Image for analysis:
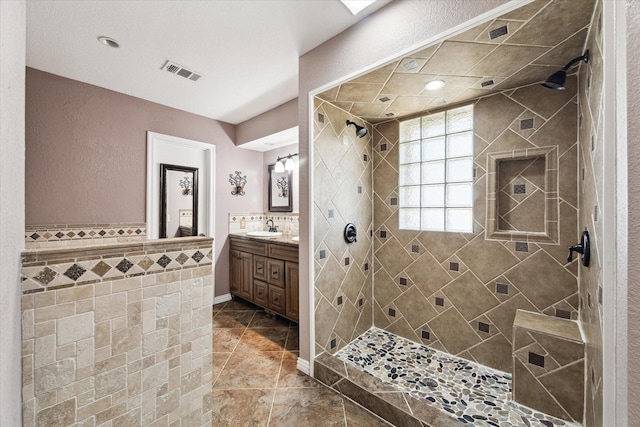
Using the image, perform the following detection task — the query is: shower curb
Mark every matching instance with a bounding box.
[314,352,460,427]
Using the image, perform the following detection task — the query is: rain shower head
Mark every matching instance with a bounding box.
[541,50,589,90]
[346,120,368,138]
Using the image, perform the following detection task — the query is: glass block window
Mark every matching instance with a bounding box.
[398,105,473,232]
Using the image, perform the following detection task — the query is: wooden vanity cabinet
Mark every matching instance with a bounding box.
[230,249,253,300]
[230,236,299,322]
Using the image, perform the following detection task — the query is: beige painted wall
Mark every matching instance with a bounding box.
[0,2,26,425]
[236,98,298,146]
[25,68,265,296]
[299,0,510,365]
[626,1,639,423]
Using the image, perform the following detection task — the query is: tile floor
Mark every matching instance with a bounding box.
[213,298,392,427]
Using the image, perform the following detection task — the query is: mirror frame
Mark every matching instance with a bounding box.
[159,163,199,238]
[268,164,293,212]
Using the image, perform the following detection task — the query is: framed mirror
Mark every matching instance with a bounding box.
[159,163,198,238]
[268,164,293,212]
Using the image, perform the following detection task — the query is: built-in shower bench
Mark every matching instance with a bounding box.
[512,310,585,424]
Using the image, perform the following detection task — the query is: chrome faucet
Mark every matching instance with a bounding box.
[266,219,278,232]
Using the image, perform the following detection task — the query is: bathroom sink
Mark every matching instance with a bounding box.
[291,236,299,242]
[246,231,282,238]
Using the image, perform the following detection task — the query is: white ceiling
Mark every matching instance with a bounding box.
[26,0,390,125]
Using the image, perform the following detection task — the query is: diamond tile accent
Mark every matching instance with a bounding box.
[78,231,86,237]
[115,258,134,274]
[98,230,106,236]
[192,251,204,263]
[515,242,529,252]
[55,232,64,239]
[520,118,534,129]
[496,283,509,294]
[92,261,112,277]
[157,255,172,268]
[34,267,57,285]
[30,233,40,240]
[138,257,154,271]
[63,264,86,281]
[528,352,545,368]
[176,253,189,265]
[513,184,526,194]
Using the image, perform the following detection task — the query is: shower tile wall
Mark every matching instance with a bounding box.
[577,1,604,425]
[372,84,579,373]
[313,100,374,355]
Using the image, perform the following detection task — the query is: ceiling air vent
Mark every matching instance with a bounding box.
[162,60,203,82]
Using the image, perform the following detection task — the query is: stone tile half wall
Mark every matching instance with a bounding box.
[21,237,214,426]
[372,82,579,373]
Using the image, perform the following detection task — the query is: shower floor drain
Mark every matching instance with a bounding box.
[335,328,579,427]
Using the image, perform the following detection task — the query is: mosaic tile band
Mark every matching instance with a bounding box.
[21,237,213,294]
[335,328,579,427]
[25,222,147,248]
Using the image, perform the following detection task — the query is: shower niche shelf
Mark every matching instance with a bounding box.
[485,147,558,244]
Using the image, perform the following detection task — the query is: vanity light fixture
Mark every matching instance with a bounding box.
[275,153,299,172]
[229,171,247,196]
[425,79,445,91]
[97,36,120,48]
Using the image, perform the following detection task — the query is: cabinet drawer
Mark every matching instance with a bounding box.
[268,244,298,263]
[230,238,268,256]
[253,280,268,307]
[253,256,268,281]
[267,259,285,288]
[268,285,286,315]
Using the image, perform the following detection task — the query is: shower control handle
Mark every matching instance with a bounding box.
[344,223,357,244]
[567,245,583,263]
[567,230,590,267]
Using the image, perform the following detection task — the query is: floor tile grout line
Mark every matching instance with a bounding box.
[265,350,286,426]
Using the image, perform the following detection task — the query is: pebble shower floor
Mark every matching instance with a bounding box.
[335,328,579,427]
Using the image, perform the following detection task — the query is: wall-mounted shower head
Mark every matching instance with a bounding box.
[346,120,368,138]
[541,50,589,90]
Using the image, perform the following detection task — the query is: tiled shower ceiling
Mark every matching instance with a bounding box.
[317,0,594,122]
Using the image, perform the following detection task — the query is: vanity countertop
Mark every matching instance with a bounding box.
[229,232,299,248]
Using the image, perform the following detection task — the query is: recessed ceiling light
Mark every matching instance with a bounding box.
[97,36,120,48]
[340,0,376,15]
[425,80,445,91]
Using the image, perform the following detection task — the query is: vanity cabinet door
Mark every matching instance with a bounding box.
[268,285,286,315]
[285,262,299,322]
[230,249,242,294]
[230,249,253,300]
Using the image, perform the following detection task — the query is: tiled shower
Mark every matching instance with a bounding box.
[312,0,604,425]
